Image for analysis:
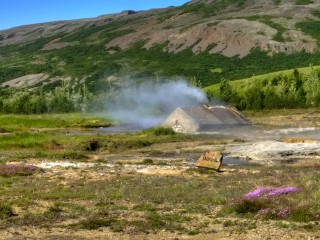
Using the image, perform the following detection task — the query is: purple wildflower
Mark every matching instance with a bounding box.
[0,164,38,176]
[244,186,299,199]
[244,187,275,199]
[277,208,290,218]
[255,208,270,218]
[267,187,299,197]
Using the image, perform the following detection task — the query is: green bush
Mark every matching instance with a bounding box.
[0,80,93,114]
[143,127,176,136]
[233,199,267,214]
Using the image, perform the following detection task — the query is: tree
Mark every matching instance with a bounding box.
[189,76,202,88]
[219,79,234,103]
[305,65,320,107]
[243,80,264,110]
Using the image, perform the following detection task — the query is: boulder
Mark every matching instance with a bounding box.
[196,151,223,171]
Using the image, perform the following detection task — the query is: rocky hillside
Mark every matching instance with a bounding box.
[0,0,320,90]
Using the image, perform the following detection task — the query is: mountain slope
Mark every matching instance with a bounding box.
[0,0,320,90]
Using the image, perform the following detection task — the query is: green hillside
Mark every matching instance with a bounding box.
[204,65,320,95]
[205,65,320,110]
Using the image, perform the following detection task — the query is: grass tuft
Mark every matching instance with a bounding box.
[0,203,16,219]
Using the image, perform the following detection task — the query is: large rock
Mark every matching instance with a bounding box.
[196,151,223,171]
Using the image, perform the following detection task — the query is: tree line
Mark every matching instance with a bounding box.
[0,80,109,114]
[0,66,319,114]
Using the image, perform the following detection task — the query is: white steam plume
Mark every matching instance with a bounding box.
[107,80,208,128]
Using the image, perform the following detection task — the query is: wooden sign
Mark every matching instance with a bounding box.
[196,151,223,171]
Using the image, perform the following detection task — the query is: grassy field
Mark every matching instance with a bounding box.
[0,113,320,239]
[1,164,320,236]
[0,113,113,130]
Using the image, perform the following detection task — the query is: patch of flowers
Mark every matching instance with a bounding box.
[225,186,300,220]
[0,164,39,176]
[243,187,274,199]
[244,186,299,199]
[255,207,290,219]
[267,187,299,197]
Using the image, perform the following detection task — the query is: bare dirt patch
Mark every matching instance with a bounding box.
[42,38,79,50]
[1,73,49,88]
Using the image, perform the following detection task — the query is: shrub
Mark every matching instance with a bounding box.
[0,81,93,114]
[142,159,154,165]
[0,203,15,219]
[85,139,100,151]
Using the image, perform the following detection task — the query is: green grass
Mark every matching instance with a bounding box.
[133,203,158,212]
[260,19,286,42]
[176,0,248,17]
[204,65,320,95]
[143,127,176,136]
[0,114,112,131]
[295,0,314,4]
[0,203,15,219]
[0,114,111,151]
[273,0,282,5]
[0,133,53,150]
[312,10,320,18]
[0,113,199,154]
[296,21,320,46]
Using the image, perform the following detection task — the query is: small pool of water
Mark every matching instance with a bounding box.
[185,153,250,166]
[98,124,145,133]
[223,156,251,165]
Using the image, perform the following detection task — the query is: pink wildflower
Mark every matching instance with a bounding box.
[267,187,299,197]
[277,208,290,218]
[255,208,270,218]
[244,186,299,199]
[0,164,38,176]
[243,187,275,199]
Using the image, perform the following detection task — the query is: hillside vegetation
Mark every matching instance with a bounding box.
[1,0,320,113]
[206,65,320,110]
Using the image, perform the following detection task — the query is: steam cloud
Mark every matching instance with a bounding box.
[107,80,208,128]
